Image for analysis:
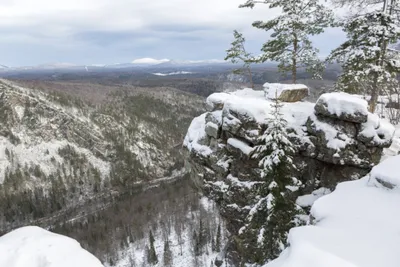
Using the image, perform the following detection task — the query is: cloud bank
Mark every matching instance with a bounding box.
[0,0,345,66]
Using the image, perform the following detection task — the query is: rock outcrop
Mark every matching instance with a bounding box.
[264,83,309,102]
[183,87,395,264]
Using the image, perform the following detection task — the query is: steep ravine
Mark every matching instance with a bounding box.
[0,79,205,231]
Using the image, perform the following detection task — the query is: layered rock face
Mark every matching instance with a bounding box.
[183,87,394,263]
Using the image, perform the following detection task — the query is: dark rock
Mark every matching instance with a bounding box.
[205,122,220,139]
[278,88,309,102]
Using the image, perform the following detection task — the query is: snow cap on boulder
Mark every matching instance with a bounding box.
[315,92,368,123]
[263,83,309,102]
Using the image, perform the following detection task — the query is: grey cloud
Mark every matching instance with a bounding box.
[0,0,346,66]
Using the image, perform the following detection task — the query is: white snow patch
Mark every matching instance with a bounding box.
[227,138,253,155]
[317,92,368,118]
[183,114,213,157]
[0,226,103,267]
[14,106,25,120]
[232,87,265,99]
[296,187,331,207]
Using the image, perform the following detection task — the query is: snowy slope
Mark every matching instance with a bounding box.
[0,226,103,267]
[0,79,205,232]
[267,155,400,267]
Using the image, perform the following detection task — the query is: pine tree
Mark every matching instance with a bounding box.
[243,95,301,263]
[163,240,173,267]
[239,0,334,83]
[147,230,158,265]
[327,11,400,112]
[225,30,255,88]
[215,224,221,253]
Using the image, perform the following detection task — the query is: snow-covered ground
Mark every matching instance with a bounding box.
[0,137,110,184]
[0,226,103,267]
[113,197,228,267]
[267,158,400,267]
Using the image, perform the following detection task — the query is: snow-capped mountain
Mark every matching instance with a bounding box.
[0,58,230,73]
[131,58,171,65]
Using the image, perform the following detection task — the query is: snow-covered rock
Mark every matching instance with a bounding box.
[267,158,400,267]
[264,83,309,102]
[205,121,220,139]
[227,138,253,155]
[183,85,395,265]
[358,113,395,148]
[183,113,213,157]
[315,92,369,123]
[296,187,331,208]
[0,226,103,267]
[369,155,400,189]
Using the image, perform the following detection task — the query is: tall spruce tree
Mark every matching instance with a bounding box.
[215,223,221,253]
[242,94,301,264]
[225,30,255,88]
[163,240,173,267]
[327,10,400,112]
[147,230,158,265]
[239,0,334,83]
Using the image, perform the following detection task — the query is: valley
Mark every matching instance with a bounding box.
[0,62,393,267]
[0,68,236,266]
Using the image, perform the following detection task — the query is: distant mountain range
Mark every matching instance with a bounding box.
[0,58,232,73]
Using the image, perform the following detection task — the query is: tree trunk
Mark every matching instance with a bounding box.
[292,36,298,84]
[369,74,379,113]
[370,8,389,113]
[247,67,254,89]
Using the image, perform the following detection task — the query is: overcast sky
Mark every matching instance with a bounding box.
[0,0,346,66]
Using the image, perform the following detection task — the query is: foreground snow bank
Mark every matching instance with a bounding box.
[0,226,104,267]
[268,156,400,267]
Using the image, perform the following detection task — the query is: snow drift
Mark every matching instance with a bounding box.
[268,155,400,267]
[0,226,104,267]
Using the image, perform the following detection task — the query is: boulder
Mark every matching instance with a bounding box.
[205,122,220,139]
[369,155,400,189]
[357,113,395,148]
[315,92,368,123]
[206,93,231,111]
[264,83,309,102]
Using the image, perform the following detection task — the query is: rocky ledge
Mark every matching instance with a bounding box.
[183,85,394,263]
